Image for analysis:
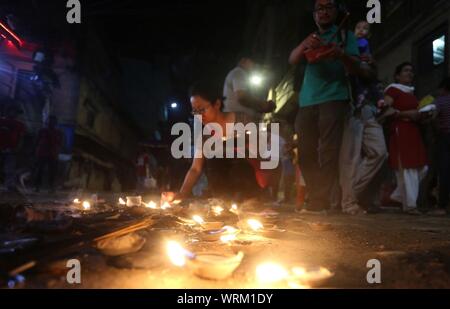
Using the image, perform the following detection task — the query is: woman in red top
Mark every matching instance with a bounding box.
[384,62,428,214]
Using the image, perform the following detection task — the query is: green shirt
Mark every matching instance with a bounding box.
[299,25,360,107]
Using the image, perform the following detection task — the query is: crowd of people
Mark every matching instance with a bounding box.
[163,0,450,217]
[0,100,63,194]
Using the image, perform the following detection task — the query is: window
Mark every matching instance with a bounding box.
[433,35,446,66]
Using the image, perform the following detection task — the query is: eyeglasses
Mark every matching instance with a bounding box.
[191,106,211,116]
[314,5,336,13]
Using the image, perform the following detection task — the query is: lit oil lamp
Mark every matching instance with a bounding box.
[145,201,158,209]
[255,262,333,288]
[230,204,239,214]
[161,202,172,210]
[73,198,81,204]
[166,241,244,281]
[82,201,91,211]
[256,263,289,284]
[211,206,224,216]
[118,198,126,206]
[192,215,224,231]
[247,219,264,232]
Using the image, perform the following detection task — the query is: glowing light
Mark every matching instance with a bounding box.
[161,202,171,210]
[167,241,188,267]
[256,263,289,284]
[119,198,126,205]
[193,215,205,225]
[73,199,81,204]
[212,206,224,216]
[145,201,158,209]
[223,226,238,234]
[171,102,178,109]
[0,21,23,46]
[230,204,239,214]
[82,201,91,211]
[220,234,237,243]
[250,74,263,87]
[247,219,264,231]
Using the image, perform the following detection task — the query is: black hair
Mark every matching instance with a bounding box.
[189,81,225,111]
[394,62,413,80]
[235,51,262,64]
[439,77,450,92]
[395,62,413,75]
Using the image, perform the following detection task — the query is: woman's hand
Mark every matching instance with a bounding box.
[161,192,185,204]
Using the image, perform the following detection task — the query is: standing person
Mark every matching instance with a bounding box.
[383,63,428,215]
[289,0,365,214]
[339,21,388,215]
[223,54,276,119]
[433,77,450,214]
[35,116,64,193]
[136,147,150,192]
[0,104,26,192]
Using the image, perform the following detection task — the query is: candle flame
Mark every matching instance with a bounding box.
[145,201,158,209]
[247,219,264,231]
[167,241,188,267]
[220,234,237,243]
[230,204,239,215]
[161,202,171,210]
[82,201,91,211]
[256,263,289,284]
[73,198,81,204]
[119,198,126,205]
[212,206,224,216]
[192,215,205,225]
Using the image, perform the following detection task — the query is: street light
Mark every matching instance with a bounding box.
[171,102,178,109]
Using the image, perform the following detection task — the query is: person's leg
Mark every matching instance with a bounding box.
[317,101,348,211]
[48,158,58,192]
[391,169,405,204]
[438,134,450,209]
[402,168,425,210]
[339,115,364,213]
[354,119,388,198]
[296,106,322,210]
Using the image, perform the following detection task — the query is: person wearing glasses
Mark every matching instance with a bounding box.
[289,0,367,215]
[162,81,281,204]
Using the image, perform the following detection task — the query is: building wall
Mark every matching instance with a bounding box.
[72,30,140,192]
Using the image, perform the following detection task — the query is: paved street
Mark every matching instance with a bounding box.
[1,191,449,289]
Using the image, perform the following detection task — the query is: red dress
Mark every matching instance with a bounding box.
[385,87,428,169]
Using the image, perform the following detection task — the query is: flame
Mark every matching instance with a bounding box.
[119,198,126,205]
[230,204,239,215]
[291,267,332,282]
[220,234,237,243]
[256,263,289,284]
[73,199,81,204]
[223,226,238,234]
[145,201,158,209]
[192,215,205,225]
[247,219,264,231]
[212,206,224,216]
[161,202,171,210]
[82,201,91,211]
[167,241,188,267]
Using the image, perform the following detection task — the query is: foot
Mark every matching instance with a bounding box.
[404,208,422,216]
[298,209,328,216]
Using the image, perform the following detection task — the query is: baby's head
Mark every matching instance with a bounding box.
[355,21,370,39]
